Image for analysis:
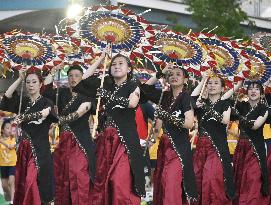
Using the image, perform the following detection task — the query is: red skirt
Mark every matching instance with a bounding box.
[192,137,232,205]
[92,127,140,205]
[268,145,271,198]
[153,134,188,205]
[233,138,270,205]
[54,131,93,205]
[13,139,41,205]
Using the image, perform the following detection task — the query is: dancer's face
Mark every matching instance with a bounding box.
[25,74,41,96]
[110,57,130,79]
[2,123,12,137]
[247,84,261,101]
[207,77,223,96]
[168,68,186,88]
[68,69,83,88]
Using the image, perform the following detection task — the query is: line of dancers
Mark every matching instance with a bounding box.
[0,49,270,205]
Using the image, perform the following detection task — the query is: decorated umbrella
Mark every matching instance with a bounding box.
[0,31,65,114]
[0,31,64,71]
[191,32,242,77]
[65,5,155,58]
[240,46,271,86]
[145,30,204,76]
[51,35,94,66]
[252,32,271,55]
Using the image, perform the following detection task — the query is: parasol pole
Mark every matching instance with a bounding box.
[18,76,25,115]
[18,60,29,115]
[91,43,111,138]
[143,71,168,156]
[55,69,61,115]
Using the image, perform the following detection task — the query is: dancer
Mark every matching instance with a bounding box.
[74,53,145,205]
[223,81,270,204]
[43,64,96,205]
[191,73,234,205]
[140,64,198,204]
[0,69,58,204]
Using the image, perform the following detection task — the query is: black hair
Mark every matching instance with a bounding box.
[1,119,11,134]
[207,76,225,87]
[67,64,84,75]
[247,81,264,95]
[167,65,189,80]
[25,69,43,83]
[108,54,133,80]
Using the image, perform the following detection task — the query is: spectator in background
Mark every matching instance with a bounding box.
[227,121,239,157]
[0,119,17,205]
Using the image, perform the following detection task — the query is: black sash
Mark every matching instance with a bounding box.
[60,94,96,182]
[203,120,235,199]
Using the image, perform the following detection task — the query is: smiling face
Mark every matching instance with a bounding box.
[247,83,262,102]
[207,77,224,96]
[68,69,83,88]
[25,73,42,96]
[110,56,130,80]
[168,67,187,88]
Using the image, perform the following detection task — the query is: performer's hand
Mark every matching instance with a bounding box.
[196,99,205,108]
[19,69,27,80]
[41,107,51,119]
[201,71,210,80]
[101,44,111,58]
[13,114,22,124]
[162,63,173,75]
[77,102,91,115]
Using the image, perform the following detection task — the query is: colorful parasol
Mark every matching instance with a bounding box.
[0,31,64,71]
[51,35,94,65]
[145,30,204,75]
[66,5,155,58]
[240,47,271,85]
[193,32,241,77]
[252,32,271,54]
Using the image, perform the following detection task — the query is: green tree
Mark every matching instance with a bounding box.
[185,0,249,38]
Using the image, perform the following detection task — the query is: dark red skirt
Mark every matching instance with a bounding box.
[233,138,270,205]
[268,145,271,198]
[192,137,232,205]
[153,134,188,205]
[92,127,140,205]
[54,131,93,205]
[13,139,41,205]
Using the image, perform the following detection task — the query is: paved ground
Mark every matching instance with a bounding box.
[0,181,8,205]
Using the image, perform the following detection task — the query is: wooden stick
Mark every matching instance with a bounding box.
[18,76,25,115]
[55,69,61,115]
[91,54,108,138]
